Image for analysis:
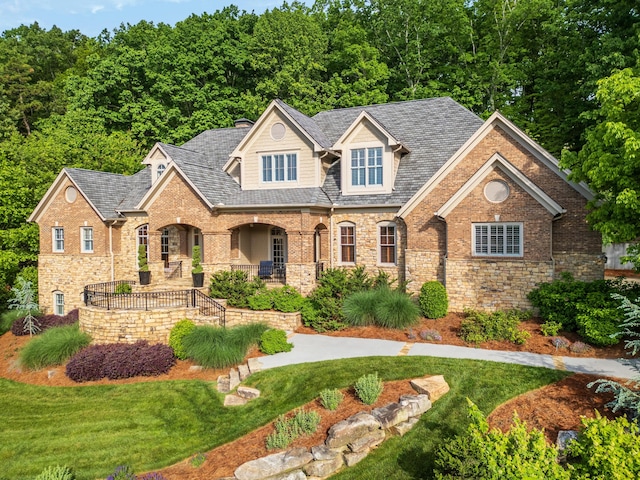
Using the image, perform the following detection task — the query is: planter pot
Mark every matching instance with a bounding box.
[192,272,205,288]
[139,270,151,285]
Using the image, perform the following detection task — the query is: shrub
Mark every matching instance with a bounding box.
[540,320,562,336]
[433,399,570,479]
[20,324,91,370]
[114,283,132,294]
[319,388,344,410]
[551,336,571,350]
[138,245,149,272]
[354,372,383,405]
[419,281,448,319]
[182,323,268,368]
[11,312,77,336]
[569,341,593,354]
[459,309,530,344]
[1,309,34,336]
[574,304,620,346]
[259,329,293,355]
[208,270,265,308]
[107,465,135,480]
[419,329,442,341]
[271,285,306,313]
[374,288,421,329]
[34,466,75,480]
[566,412,640,478]
[266,409,321,450]
[66,341,175,382]
[342,290,378,326]
[247,291,273,310]
[191,245,203,274]
[8,275,40,336]
[189,452,206,468]
[168,319,196,360]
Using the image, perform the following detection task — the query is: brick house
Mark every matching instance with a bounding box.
[29,97,603,315]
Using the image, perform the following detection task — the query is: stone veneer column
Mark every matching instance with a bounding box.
[285,263,318,296]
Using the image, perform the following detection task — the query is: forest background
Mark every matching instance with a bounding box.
[0,0,639,311]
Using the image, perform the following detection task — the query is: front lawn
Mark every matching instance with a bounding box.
[0,357,567,479]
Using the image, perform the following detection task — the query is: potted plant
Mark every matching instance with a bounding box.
[192,245,204,287]
[138,244,151,285]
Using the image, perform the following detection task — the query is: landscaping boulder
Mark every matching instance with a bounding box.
[237,386,261,400]
[372,402,410,429]
[399,394,431,417]
[303,454,344,477]
[326,412,381,449]
[343,450,368,467]
[217,375,231,393]
[410,375,449,401]
[238,363,251,380]
[348,429,386,453]
[229,368,241,390]
[390,417,420,436]
[311,445,341,461]
[247,357,262,373]
[224,394,248,407]
[234,448,313,480]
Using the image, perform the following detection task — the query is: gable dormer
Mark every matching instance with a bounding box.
[332,111,407,196]
[142,144,172,185]
[226,100,331,191]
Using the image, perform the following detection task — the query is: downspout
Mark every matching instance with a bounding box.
[329,206,335,269]
[436,215,447,286]
[108,221,115,282]
[550,212,566,279]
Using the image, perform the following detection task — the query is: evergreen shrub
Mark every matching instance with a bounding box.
[208,270,264,308]
[66,341,175,382]
[460,309,531,344]
[354,372,383,405]
[270,285,305,312]
[419,281,448,319]
[168,319,196,360]
[540,320,562,336]
[259,329,293,355]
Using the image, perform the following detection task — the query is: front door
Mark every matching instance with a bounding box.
[271,228,286,268]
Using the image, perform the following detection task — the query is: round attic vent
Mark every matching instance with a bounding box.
[271,122,286,140]
[484,180,510,203]
[65,186,77,203]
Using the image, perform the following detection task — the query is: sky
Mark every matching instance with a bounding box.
[0,0,310,38]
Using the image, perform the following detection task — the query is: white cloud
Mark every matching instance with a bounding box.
[91,5,105,14]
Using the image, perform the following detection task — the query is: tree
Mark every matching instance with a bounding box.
[561,57,640,243]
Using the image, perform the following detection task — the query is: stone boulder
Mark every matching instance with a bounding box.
[234,448,313,480]
[237,386,261,400]
[371,402,410,429]
[399,394,432,417]
[390,417,420,436]
[223,394,248,407]
[410,375,450,401]
[303,454,344,477]
[326,412,381,449]
[348,429,386,453]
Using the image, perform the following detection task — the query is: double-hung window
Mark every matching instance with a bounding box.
[351,147,383,187]
[262,153,297,183]
[473,223,522,257]
[52,227,64,252]
[81,227,94,253]
[54,292,64,316]
[340,224,355,264]
[379,223,396,265]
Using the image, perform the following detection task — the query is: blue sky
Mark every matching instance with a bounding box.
[0,0,310,38]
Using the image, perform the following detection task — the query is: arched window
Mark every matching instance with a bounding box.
[157,164,166,179]
[338,222,356,264]
[137,224,149,262]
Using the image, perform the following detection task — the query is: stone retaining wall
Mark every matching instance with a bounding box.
[225,307,301,331]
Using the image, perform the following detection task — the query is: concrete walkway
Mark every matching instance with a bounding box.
[254,333,638,380]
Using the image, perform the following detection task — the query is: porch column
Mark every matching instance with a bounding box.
[288,230,316,263]
[147,231,163,280]
[204,230,232,270]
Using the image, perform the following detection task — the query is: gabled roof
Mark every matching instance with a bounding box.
[398,110,593,218]
[331,110,405,151]
[435,153,566,218]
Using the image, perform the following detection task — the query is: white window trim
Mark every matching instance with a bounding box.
[472,222,523,257]
[341,141,390,196]
[378,221,397,266]
[52,227,64,253]
[350,146,383,188]
[81,227,94,253]
[261,152,298,184]
[53,291,64,316]
[338,222,356,265]
[157,163,166,178]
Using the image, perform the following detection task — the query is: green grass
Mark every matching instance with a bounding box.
[19,324,91,370]
[0,357,569,480]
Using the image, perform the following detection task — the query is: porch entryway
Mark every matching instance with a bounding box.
[230,224,288,284]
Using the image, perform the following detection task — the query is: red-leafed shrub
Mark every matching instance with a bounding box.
[66,341,175,382]
[11,310,79,336]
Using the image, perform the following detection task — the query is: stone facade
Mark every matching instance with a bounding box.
[225,307,301,331]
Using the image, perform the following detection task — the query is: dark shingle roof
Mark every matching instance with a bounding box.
[71,97,483,216]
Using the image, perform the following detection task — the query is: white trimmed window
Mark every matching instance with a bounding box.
[351,147,383,187]
[54,292,64,316]
[378,222,396,265]
[137,224,149,261]
[81,227,94,253]
[52,227,64,252]
[473,223,522,257]
[339,223,356,264]
[262,153,297,183]
[157,163,166,178]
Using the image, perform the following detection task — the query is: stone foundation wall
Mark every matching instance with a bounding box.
[553,252,605,282]
[404,249,444,295]
[225,307,301,331]
[445,258,554,311]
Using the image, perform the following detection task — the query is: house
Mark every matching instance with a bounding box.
[28,97,603,316]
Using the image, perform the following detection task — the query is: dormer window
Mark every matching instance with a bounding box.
[351,147,383,187]
[262,153,297,183]
[157,164,166,179]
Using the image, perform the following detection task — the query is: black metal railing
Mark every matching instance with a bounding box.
[316,261,325,280]
[231,264,286,284]
[83,282,225,325]
[165,260,182,279]
[83,280,136,301]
